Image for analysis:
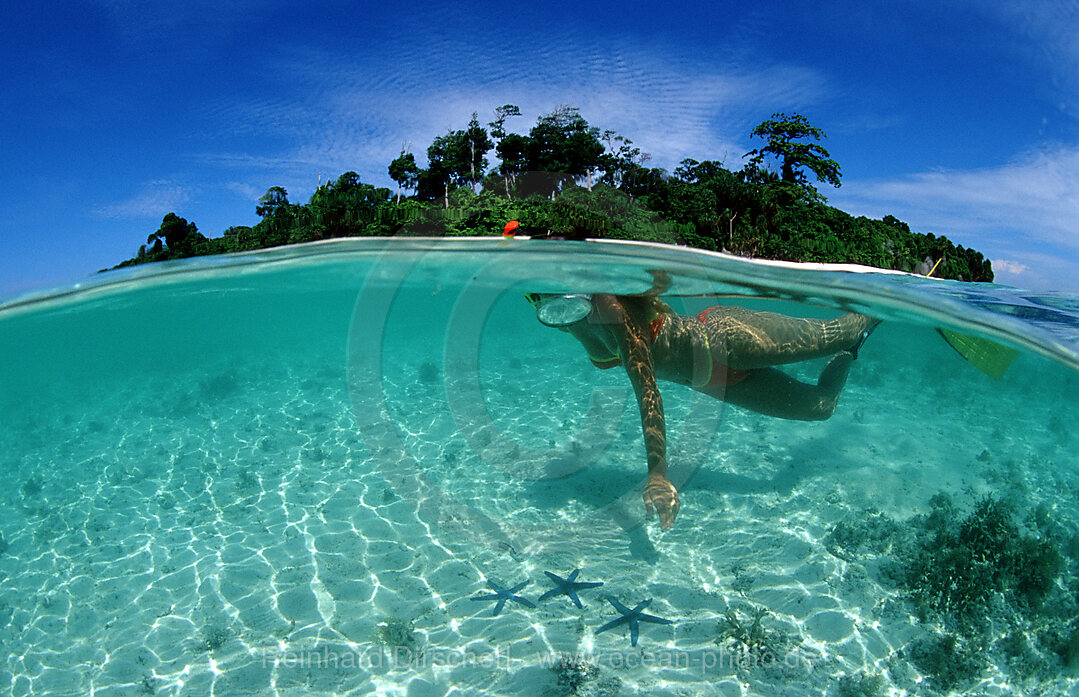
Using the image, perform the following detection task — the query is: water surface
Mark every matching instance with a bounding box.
[1,239,1077,696]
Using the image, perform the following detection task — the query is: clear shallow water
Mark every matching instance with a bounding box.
[0,239,1077,696]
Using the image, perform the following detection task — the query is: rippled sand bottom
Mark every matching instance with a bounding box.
[1,325,1077,696]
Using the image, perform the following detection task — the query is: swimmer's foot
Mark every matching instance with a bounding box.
[643,474,679,529]
[847,319,881,360]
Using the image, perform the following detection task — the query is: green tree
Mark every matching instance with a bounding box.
[495,132,530,197]
[334,171,361,190]
[423,115,494,206]
[387,151,420,204]
[599,129,642,190]
[488,104,522,141]
[111,109,994,283]
[305,172,391,238]
[745,113,842,194]
[256,186,290,218]
[424,135,458,208]
[489,104,522,195]
[525,106,605,194]
[146,212,204,256]
[660,160,758,250]
[461,113,493,193]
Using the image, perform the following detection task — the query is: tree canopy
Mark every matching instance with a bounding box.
[144,213,205,257]
[113,108,993,283]
[387,151,420,204]
[745,112,842,198]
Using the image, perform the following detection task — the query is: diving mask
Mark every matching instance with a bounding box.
[535,294,593,327]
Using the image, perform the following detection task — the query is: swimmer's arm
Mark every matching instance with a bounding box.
[600,296,680,528]
[619,320,666,477]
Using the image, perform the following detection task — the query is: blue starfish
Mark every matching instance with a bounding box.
[595,596,673,647]
[538,569,603,609]
[470,580,536,616]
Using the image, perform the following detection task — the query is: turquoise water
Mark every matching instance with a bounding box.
[1,239,1078,696]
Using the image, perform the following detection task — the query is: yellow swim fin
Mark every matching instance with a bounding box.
[937,329,1019,380]
[924,257,1017,380]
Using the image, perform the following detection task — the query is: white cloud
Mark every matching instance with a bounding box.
[832,146,1079,290]
[987,249,1079,291]
[992,259,1030,276]
[975,2,1079,116]
[225,181,263,202]
[195,41,831,197]
[837,146,1079,245]
[95,180,191,219]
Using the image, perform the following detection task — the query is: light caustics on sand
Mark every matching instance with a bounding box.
[0,239,1077,697]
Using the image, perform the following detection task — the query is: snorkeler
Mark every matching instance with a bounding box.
[528,291,877,530]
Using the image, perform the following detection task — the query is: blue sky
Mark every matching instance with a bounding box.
[2,0,1078,295]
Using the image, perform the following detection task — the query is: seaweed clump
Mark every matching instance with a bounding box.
[196,624,230,653]
[553,654,599,694]
[836,670,885,697]
[899,495,1069,688]
[825,492,1075,690]
[824,509,902,562]
[906,633,984,692]
[198,371,240,401]
[904,494,1062,623]
[418,361,440,385]
[20,477,42,498]
[374,617,417,651]
[715,604,793,658]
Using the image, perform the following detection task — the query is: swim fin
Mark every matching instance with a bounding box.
[922,261,1017,380]
[937,329,1018,380]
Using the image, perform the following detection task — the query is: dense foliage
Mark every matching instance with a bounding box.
[114,108,993,282]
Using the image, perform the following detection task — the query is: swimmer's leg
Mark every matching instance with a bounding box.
[704,306,875,370]
[698,353,855,421]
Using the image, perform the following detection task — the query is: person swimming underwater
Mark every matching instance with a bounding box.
[528,291,877,530]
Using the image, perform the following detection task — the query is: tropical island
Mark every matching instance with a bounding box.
[114,108,993,283]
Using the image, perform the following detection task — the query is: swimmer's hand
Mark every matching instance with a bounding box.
[643,473,679,529]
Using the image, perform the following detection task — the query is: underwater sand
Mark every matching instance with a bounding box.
[0,240,1077,696]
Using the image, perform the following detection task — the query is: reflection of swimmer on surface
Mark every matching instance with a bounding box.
[528,290,878,530]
